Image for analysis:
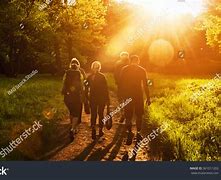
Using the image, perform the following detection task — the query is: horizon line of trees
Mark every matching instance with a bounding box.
[0,0,220,77]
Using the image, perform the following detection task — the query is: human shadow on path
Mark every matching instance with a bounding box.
[86,124,126,161]
[72,141,97,161]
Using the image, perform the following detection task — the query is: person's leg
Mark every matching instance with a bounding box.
[70,102,81,140]
[117,88,125,123]
[90,102,98,140]
[120,109,125,123]
[125,102,134,145]
[135,99,144,142]
[69,114,77,141]
[78,103,83,124]
[72,117,79,132]
[64,97,72,129]
[73,101,83,133]
[135,114,143,143]
[70,115,74,131]
[135,99,144,132]
[64,98,75,140]
[98,103,105,137]
[125,102,133,132]
[136,115,142,133]
[90,103,98,128]
[119,98,126,123]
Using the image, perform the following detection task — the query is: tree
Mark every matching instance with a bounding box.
[44,0,107,71]
[0,0,107,76]
[0,0,52,76]
[196,0,221,52]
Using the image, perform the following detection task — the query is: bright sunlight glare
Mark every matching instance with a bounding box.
[116,0,205,17]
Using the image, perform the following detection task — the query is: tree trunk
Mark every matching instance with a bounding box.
[6,36,17,77]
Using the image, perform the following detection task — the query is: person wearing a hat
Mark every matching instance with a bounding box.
[62,58,84,141]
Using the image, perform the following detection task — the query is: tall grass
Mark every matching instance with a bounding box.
[146,74,221,161]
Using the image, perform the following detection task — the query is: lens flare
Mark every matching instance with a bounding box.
[148,39,175,67]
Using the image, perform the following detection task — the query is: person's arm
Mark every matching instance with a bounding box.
[78,71,85,102]
[80,68,87,80]
[85,76,90,101]
[142,69,151,105]
[80,68,89,94]
[103,75,110,105]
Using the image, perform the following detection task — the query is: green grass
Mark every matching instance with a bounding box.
[0,74,67,160]
[146,74,221,161]
[105,73,220,161]
[0,73,220,161]
[0,75,67,125]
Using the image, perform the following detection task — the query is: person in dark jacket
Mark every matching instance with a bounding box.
[114,52,130,123]
[62,58,84,140]
[114,52,130,87]
[120,55,151,145]
[86,61,110,140]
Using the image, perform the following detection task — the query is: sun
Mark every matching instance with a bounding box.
[107,0,207,57]
[116,0,205,17]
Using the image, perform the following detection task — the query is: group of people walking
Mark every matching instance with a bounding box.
[62,52,150,145]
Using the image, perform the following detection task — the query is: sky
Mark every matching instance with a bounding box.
[115,0,206,17]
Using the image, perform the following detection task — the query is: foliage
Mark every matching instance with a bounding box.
[0,0,52,75]
[196,0,221,52]
[0,0,107,75]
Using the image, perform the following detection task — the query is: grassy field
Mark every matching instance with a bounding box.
[145,73,221,161]
[0,73,220,161]
[0,75,67,160]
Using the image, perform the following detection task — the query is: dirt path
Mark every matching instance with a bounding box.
[50,92,150,161]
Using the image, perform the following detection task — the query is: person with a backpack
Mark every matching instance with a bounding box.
[62,58,84,141]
